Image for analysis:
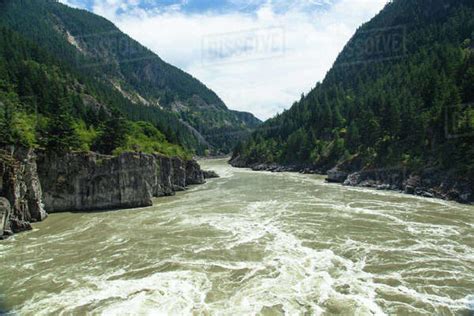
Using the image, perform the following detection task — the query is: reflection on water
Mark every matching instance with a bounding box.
[1,159,473,315]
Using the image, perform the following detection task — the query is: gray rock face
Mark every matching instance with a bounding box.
[0,197,11,238]
[325,155,365,184]
[343,172,361,186]
[186,160,206,184]
[37,151,205,213]
[153,154,174,197]
[404,175,421,194]
[0,147,47,234]
[171,157,187,191]
[0,148,206,237]
[38,152,153,212]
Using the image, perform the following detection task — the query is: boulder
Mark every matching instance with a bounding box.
[203,170,219,179]
[326,155,365,183]
[404,175,421,195]
[326,167,348,183]
[344,172,362,186]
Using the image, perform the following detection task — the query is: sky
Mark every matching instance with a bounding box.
[59,0,388,120]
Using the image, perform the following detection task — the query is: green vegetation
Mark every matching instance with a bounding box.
[0,0,260,154]
[113,121,190,159]
[233,0,474,178]
[0,27,187,158]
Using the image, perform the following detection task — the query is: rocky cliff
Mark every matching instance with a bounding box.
[1,148,208,238]
[0,198,12,239]
[0,147,47,237]
[37,152,206,213]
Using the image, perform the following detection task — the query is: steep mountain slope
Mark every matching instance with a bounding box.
[0,26,189,157]
[0,0,260,154]
[232,0,473,181]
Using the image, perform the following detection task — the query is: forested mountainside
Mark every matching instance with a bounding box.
[0,0,260,155]
[232,0,474,180]
[0,27,189,157]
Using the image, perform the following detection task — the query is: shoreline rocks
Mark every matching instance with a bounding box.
[229,157,473,205]
[339,167,472,204]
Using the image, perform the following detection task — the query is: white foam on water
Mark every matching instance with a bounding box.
[178,199,387,315]
[16,270,212,316]
[177,200,282,250]
[3,161,474,315]
[165,187,472,315]
[198,159,236,179]
[376,283,471,312]
[466,295,474,312]
[211,231,385,315]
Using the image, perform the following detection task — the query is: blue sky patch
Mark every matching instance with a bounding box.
[63,0,335,15]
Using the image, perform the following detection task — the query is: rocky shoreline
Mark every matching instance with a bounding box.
[1,147,217,239]
[229,156,473,205]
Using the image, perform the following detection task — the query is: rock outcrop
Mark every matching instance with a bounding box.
[325,155,365,183]
[171,157,187,191]
[326,167,349,183]
[0,147,47,236]
[0,198,11,239]
[1,147,208,238]
[37,152,206,213]
[203,170,219,179]
[339,166,473,204]
[186,160,206,184]
[230,156,473,204]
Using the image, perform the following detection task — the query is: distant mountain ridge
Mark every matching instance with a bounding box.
[0,0,260,154]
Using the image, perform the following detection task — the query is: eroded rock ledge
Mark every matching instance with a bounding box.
[1,148,209,238]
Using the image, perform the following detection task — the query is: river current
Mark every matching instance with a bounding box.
[1,159,473,315]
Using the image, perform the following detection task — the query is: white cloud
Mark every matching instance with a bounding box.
[64,0,389,120]
[59,0,83,9]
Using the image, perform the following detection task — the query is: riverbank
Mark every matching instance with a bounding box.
[229,156,473,205]
[0,147,214,239]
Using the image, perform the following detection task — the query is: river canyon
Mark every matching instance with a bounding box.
[0,159,473,315]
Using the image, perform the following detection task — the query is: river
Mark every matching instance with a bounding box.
[1,159,473,315]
